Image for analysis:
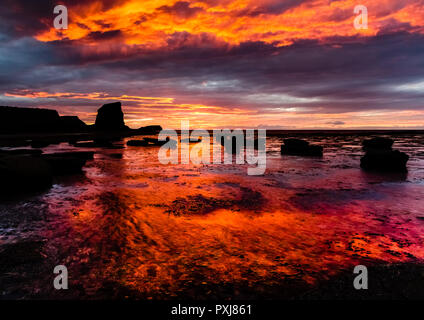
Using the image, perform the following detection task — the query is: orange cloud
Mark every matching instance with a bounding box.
[36,0,424,48]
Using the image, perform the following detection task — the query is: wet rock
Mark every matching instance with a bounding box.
[0,240,45,273]
[30,140,52,148]
[45,151,94,160]
[360,137,409,172]
[109,153,123,159]
[136,125,163,135]
[0,149,43,156]
[94,102,129,131]
[143,137,177,148]
[181,138,202,143]
[30,137,64,149]
[360,150,409,172]
[40,154,87,175]
[281,139,323,157]
[0,155,53,194]
[0,140,30,148]
[362,137,394,152]
[127,140,149,147]
[73,140,118,148]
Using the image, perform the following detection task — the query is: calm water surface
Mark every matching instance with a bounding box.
[1,133,424,298]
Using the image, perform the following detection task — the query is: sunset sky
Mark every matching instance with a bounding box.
[0,0,424,129]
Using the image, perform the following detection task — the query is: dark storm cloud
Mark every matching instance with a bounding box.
[86,30,122,41]
[237,0,311,17]
[64,31,422,114]
[0,0,423,117]
[0,0,125,37]
[157,1,204,19]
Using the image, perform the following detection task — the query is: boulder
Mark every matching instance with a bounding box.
[137,125,163,135]
[127,140,148,147]
[94,102,128,131]
[181,138,202,144]
[109,153,123,159]
[30,140,52,148]
[360,150,409,172]
[143,137,177,147]
[30,138,63,149]
[0,149,43,156]
[0,156,53,194]
[44,151,94,160]
[281,139,323,157]
[40,154,87,175]
[360,137,409,172]
[362,137,394,152]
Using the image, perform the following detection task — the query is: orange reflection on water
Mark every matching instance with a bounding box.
[38,138,424,298]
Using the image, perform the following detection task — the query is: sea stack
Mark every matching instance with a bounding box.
[94,102,129,131]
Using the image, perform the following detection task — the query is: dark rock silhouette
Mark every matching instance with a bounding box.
[0,150,95,194]
[127,140,149,147]
[60,116,88,132]
[0,155,53,194]
[362,137,394,152]
[0,106,87,133]
[0,106,60,133]
[361,138,409,172]
[136,125,163,134]
[181,138,202,144]
[94,102,129,131]
[143,137,177,148]
[40,154,87,175]
[0,149,43,156]
[44,151,94,160]
[72,140,124,149]
[281,138,323,157]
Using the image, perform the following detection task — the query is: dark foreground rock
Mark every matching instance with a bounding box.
[361,150,409,172]
[362,137,394,151]
[40,154,87,175]
[73,140,120,149]
[301,263,424,300]
[44,151,94,160]
[0,155,53,194]
[30,138,63,148]
[281,138,323,156]
[136,125,163,135]
[361,137,409,172]
[127,139,149,147]
[0,149,43,156]
[132,137,178,148]
[94,102,129,131]
[0,150,94,194]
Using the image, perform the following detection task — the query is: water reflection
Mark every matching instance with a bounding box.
[0,134,424,298]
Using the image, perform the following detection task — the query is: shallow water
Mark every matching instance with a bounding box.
[1,133,424,299]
